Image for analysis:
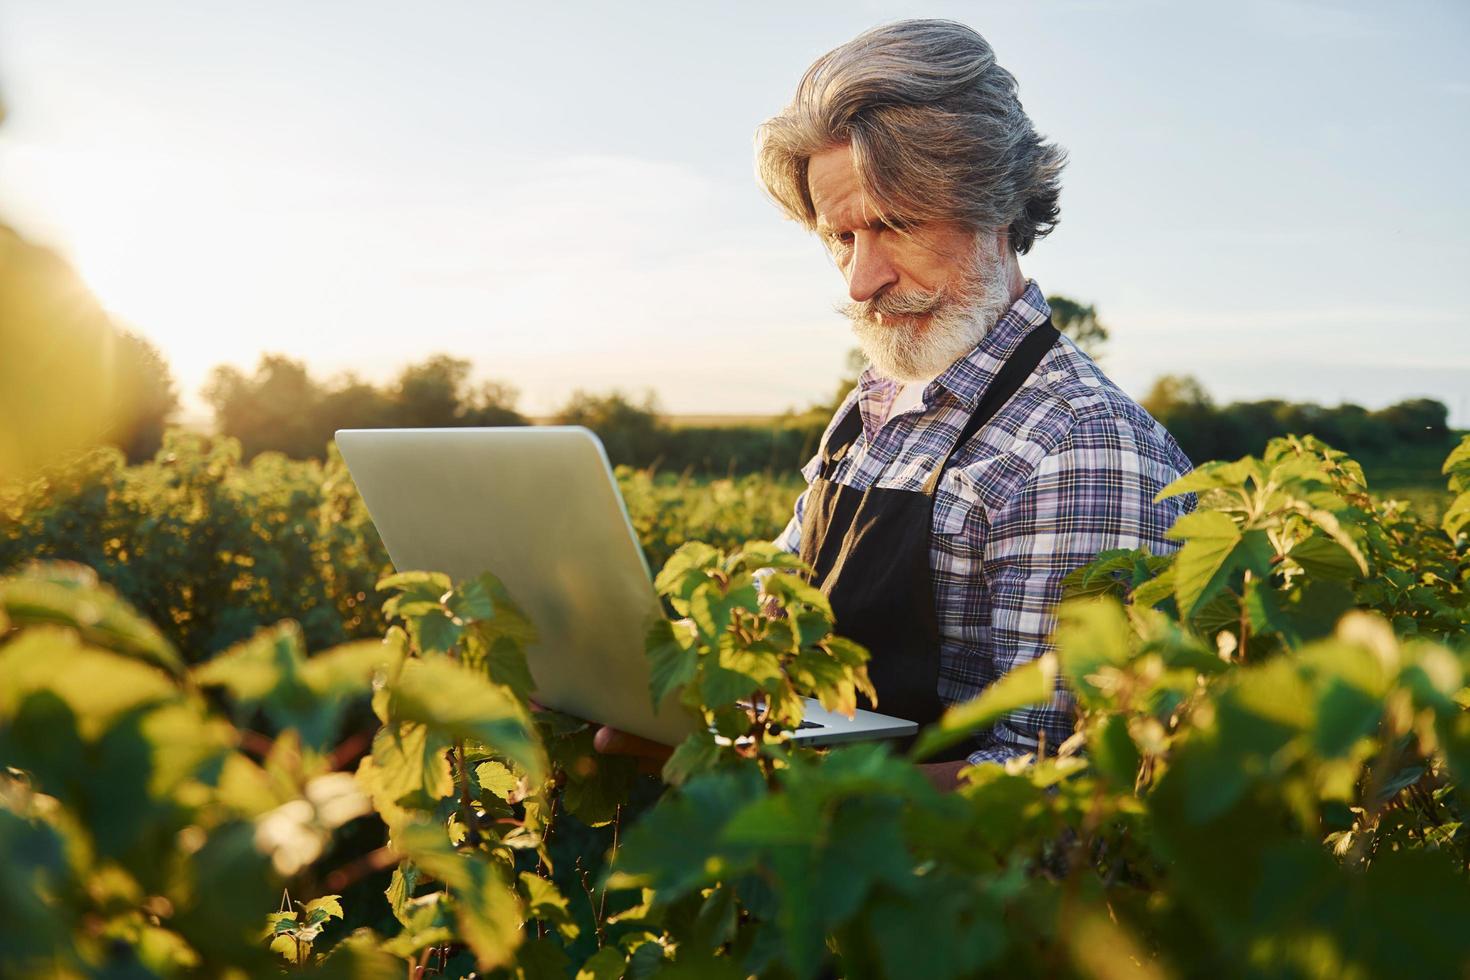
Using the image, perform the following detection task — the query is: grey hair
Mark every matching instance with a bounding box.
[756,19,1067,254]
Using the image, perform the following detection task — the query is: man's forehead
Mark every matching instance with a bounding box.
[808,145,872,231]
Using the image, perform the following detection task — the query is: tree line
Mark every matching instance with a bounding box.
[1141,374,1454,466]
[2,215,1455,480]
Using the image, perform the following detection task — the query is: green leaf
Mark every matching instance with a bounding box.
[385,862,422,927]
[467,572,539,649]
[447,575,496,622]
[267,910,298,935]
[193,622,305,701]
[1061,548,1147,600]
[310,931,404,978]
[1170,514,1274,618]
[466,630,537,704]
[662,732,723,786]
[1244,579,1299,648]
[475,760,520,801]
[793,611,831,648]
[1443,492,1470,539]
[1130,565,1175,610]
[385,656,544,781]
[270,934,302,963]
[647,617,699,707]
[821,636,869,668]
[0,627,178,739]
[1288,535,1365,581]
[725,541,809,574]
[1088,714,1141,790]
[377,570,452,599]
[1166,511,1241,615]
[379,891,455,958]
[910,653,1058,760]
[720,794,816,846]
[576,945,629,980]
[1285,504,1368,576]
[410,608,463,657]
[0,563,185,677]
[396,823,524,971]
[788,648,857,715]
[1441,435,1470,479]
[302,894,344,927]
[688,582,760,644]
[1314,677,1383,758]
[1052,598,1132,708]
[700,660,759,709]
[514,938,574,980]
[1155,458,1259,500]
[517,872,579,941]
[611,768,764,897]
[362,722,454,812]
[653,543,720,598]
[193,626,385,749]
[759,571,833,618]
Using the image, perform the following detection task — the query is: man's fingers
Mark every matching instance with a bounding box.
[593,726,673,762]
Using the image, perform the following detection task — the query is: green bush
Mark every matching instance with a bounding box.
[1,434,1468,977]
[0,431,390,660]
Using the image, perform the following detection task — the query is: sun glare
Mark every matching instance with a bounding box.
[21,145,316,388]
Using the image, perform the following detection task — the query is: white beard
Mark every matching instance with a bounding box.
[842,249,1014,383]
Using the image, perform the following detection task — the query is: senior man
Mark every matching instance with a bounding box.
[598,19,1192,790]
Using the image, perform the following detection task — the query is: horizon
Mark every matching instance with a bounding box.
[2,1,1467,425]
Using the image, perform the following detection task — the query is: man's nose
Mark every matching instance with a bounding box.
[846,234,899,303]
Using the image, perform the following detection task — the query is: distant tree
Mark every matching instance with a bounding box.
[1373,398,1450,444]
[392,354,471,428]
[554,390,664,466]
[1046,294,1109,359]
[461,380,528,427]
[317,373,396,434]
[1143,374,1213,418]
[390,355,526,428]
[1142,374,1224,463]
[203,352,527,458]
[1139,372,1454,465]
[110,330,179,462]
[202,355,325,459]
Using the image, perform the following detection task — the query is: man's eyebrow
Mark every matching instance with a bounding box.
[817,216,901,236]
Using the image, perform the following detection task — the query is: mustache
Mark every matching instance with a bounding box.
[837,286,946,323]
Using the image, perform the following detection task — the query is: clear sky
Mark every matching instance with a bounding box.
[2,0,1467,423]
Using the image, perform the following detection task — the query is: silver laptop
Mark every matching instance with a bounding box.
[334,427,918,748]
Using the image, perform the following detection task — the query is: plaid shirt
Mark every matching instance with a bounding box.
[776,281,1194,765]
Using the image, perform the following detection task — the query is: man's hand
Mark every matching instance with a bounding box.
[593,726,672,777]
[591,723,971,792]
[917,759,969,793]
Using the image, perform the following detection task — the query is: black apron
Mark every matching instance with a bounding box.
[798,320,1060,758]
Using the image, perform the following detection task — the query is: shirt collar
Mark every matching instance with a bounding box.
[856,279,1052,412]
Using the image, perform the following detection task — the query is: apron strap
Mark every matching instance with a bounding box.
[921,319,1059,494]
[818,394,865,470]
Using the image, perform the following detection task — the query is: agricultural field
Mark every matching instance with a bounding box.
[2,429,1469,977]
